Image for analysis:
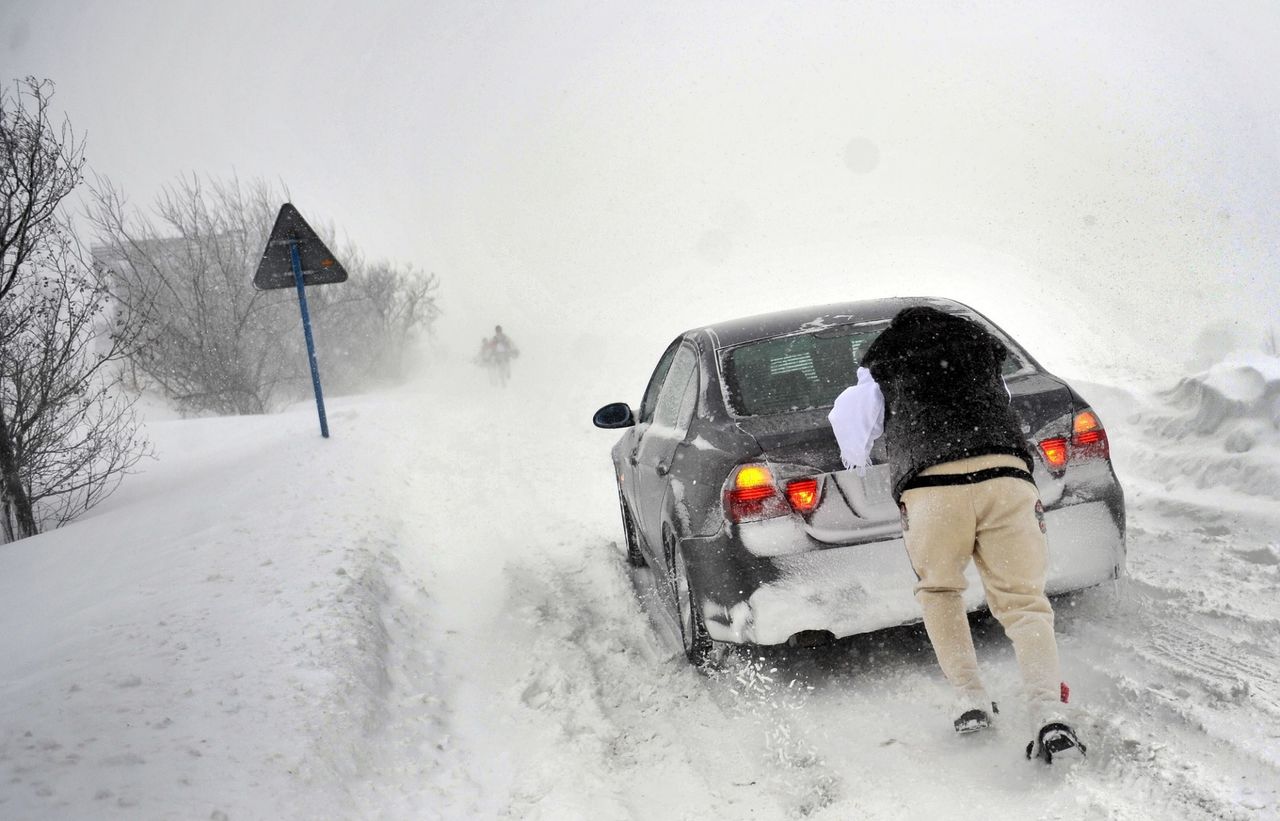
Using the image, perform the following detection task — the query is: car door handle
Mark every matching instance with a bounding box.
[656,461,670,476]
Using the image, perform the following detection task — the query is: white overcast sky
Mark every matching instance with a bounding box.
[4,0,1279,381]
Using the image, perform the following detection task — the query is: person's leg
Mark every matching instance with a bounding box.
[971,478,1064,731]
[900,485,988,710]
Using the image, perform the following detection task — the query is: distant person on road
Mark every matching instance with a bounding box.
[491,325,515,359]
[829,305,1085,764]
[480,325,519,387]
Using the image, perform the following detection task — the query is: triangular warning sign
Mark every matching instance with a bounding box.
[253,203,349,290]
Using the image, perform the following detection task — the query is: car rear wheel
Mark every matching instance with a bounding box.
[668,533,724,668]
[617,489,645,567]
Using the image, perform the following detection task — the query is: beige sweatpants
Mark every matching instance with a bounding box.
[900,453,1064,729]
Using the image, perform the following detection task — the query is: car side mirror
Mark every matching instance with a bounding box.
[593,402,635,429]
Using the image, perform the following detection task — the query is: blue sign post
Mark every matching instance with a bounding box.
[289,240,329,438]
[253,203,348,438]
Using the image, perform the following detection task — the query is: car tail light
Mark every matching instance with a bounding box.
[1039,408,1110,474]
[1039,438,1068,471]
[725,464,789,522]
[785,478,820,514]
[1070,409,1110,460]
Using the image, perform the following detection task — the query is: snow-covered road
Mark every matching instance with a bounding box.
[359,359,1280,819]
[1,352,1277,819]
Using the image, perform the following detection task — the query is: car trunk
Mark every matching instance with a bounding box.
[732,372,1075,546]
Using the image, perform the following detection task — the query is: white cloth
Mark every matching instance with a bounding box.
[828,367,885,472]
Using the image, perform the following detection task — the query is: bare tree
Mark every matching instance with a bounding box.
[307,253,441,392]
[87,174,297,415]
[88,173,442,413]
[1,78,149,542]
[0,237,150,540]
[1,78,84,303]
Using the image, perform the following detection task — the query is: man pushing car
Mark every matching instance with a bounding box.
[829,305,1085,764]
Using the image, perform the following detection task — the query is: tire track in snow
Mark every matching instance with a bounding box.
[388,362,850,819]
[1119,492,1280,719]
[629,564,848,818]
[496,542,774,820]
[1057,583,1280,818]
[498,539,872,820]
[703,654,843,817]
[1143,614,1279,716]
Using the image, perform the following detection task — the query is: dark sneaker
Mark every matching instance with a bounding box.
[1026,722,1087,763]
[954,702,998,734]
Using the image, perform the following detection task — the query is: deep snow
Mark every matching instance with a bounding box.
[1,349,1278,820]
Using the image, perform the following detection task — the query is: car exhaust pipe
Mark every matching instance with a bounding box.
[787,630,834,648]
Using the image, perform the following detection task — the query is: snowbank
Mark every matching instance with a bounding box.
[1117,351,1280,502]
[0,397,416,819]
[1160,352,1280,437]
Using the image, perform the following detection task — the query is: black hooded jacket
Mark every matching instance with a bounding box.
[860,306,1033,500]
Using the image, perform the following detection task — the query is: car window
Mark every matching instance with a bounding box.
[722,316,1034,417]
[723,325,884,417]
[1001,353,1028,377]
[652,345,697,430]
[676,362,700,430]
[638,340,681,423]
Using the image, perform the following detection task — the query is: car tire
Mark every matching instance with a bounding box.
[618,489,646,567]
[668,532,724,668]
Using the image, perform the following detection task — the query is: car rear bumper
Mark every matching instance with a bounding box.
[689,499,1124,647]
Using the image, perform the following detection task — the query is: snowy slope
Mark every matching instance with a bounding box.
[0,399,427,819]
[1,351,1278,820]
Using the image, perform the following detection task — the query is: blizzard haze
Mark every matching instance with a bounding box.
[4,0,1279,388]
[5,5,1280,819]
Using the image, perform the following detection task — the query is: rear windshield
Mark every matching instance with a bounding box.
[721,316,1032,417]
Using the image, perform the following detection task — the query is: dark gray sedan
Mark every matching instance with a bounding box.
[593,297,1126,666]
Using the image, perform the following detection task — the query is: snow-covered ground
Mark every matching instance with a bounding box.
[1,349,1278,820]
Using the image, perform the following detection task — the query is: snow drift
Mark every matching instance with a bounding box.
[1159,353,1280,438]
[1122,352,1280,502]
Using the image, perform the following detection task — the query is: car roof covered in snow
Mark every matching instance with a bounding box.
[696,296,965,350]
